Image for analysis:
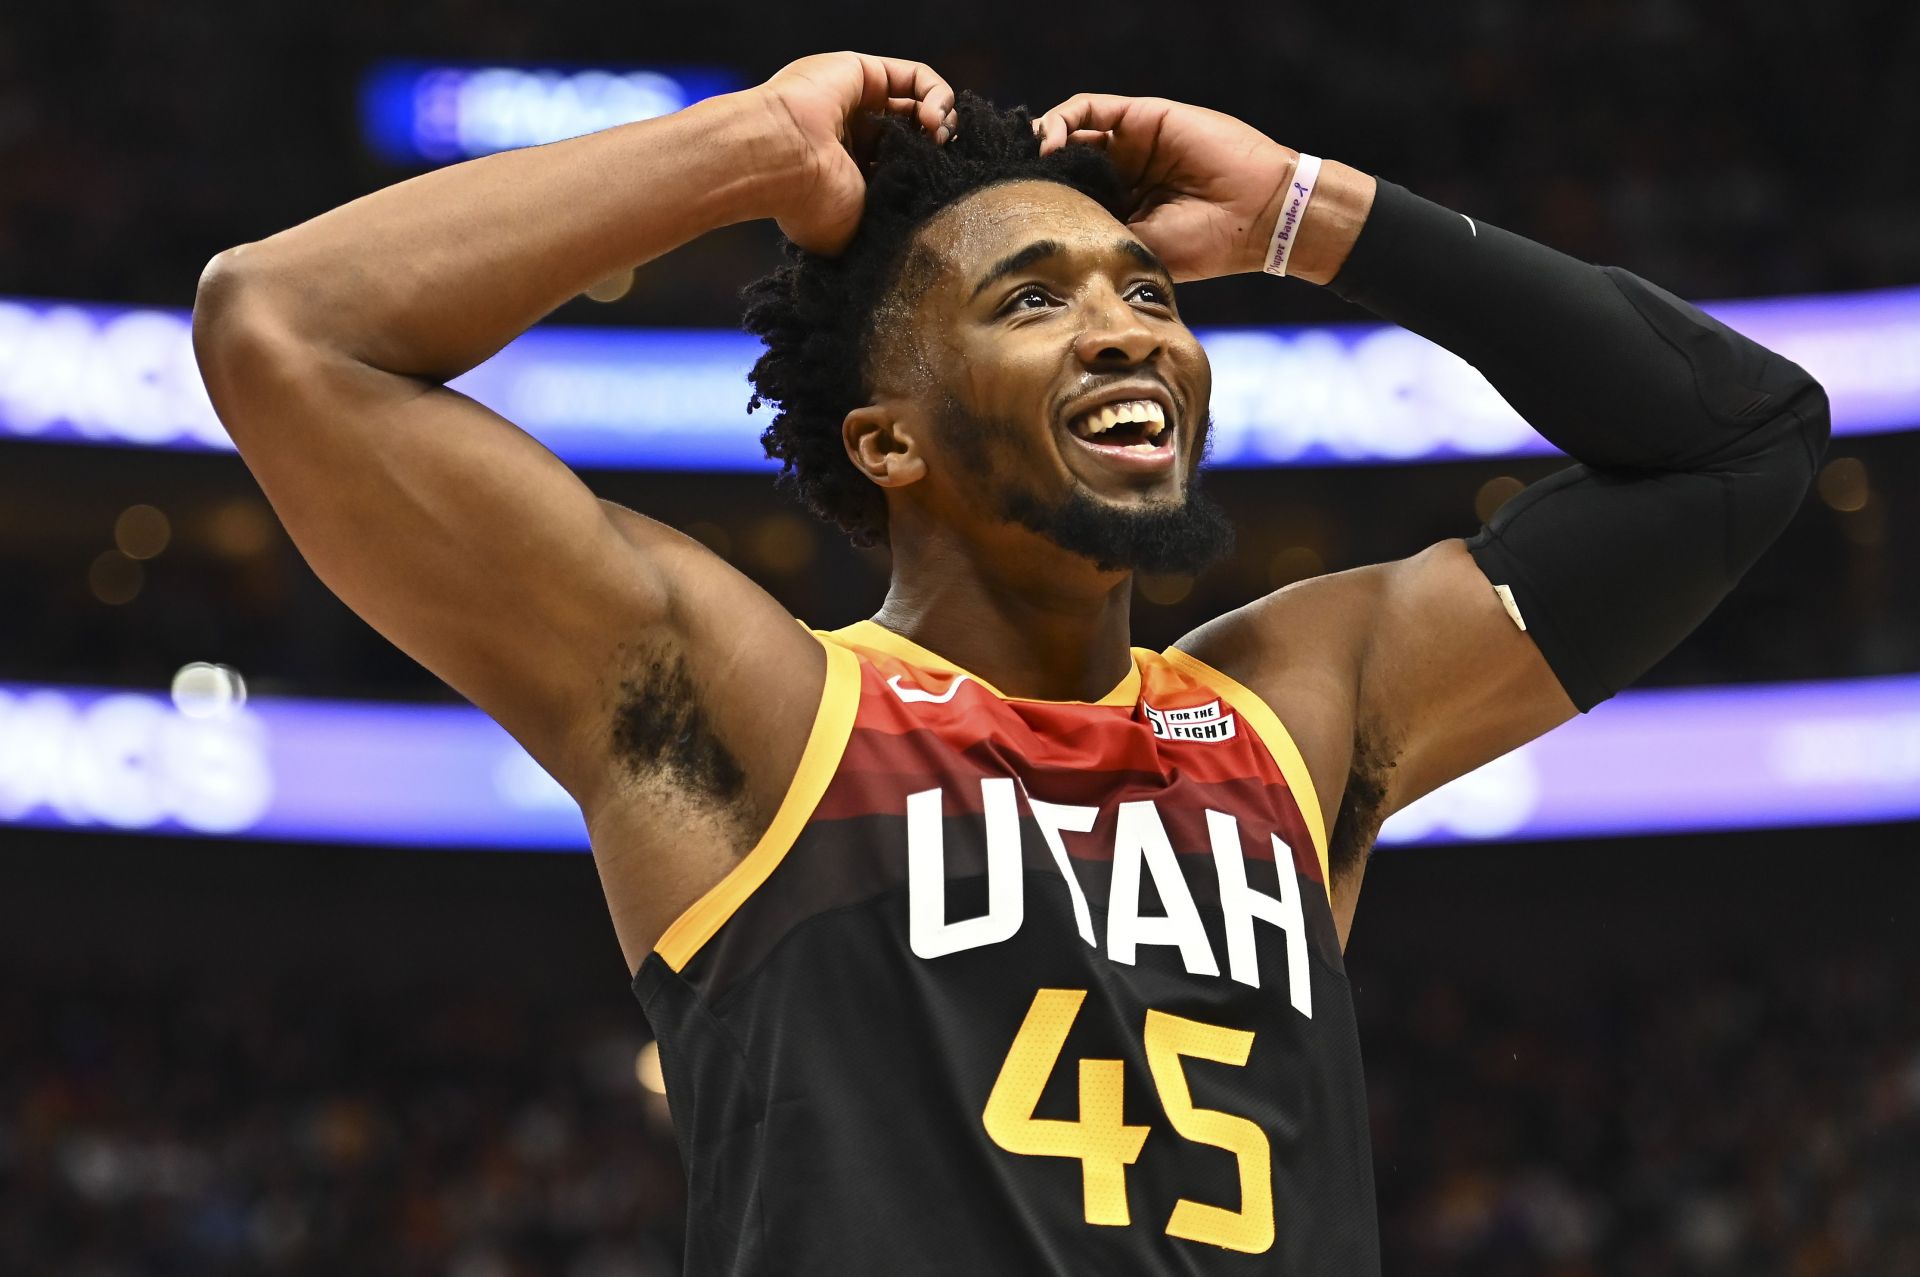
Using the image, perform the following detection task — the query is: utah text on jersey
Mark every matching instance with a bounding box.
[908,778,1314,1019]
[633,622,1379,1274]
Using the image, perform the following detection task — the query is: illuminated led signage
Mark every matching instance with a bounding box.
[359,61,744,164]
[2,288,1915,467]
[2,674,1912,848]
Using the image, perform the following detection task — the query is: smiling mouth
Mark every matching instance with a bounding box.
[1064,399,1174,455]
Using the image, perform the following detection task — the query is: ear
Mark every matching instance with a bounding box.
[843,402,928,488]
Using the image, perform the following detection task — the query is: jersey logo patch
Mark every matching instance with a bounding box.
[1145,700,1237,743]
[887,672,971,704]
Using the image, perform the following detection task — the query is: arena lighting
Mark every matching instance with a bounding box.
[0,287,1915,467]
[358,61,745,164]
[0,674,1913,848]
[169,663,248,720]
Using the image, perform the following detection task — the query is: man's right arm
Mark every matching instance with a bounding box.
[192,89,825,822]
[190,57,955,954]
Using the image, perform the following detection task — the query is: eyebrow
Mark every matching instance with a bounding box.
[967,238,1171,302]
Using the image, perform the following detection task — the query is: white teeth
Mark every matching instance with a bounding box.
[1073,398,1169,439]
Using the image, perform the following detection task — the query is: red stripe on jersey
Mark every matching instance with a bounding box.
[817,640,1325,889]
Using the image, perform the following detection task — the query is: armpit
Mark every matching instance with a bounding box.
[1328,721,1398,888]
[607,641,749,808]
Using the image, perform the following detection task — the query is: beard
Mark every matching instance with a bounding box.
[940,394,1236,576]
[1000,480,1236,575]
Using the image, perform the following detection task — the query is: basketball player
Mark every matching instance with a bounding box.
[192,51,1827,1274]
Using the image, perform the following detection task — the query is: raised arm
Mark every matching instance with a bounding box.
[192,53,956,966]
[1036,97,1829,941]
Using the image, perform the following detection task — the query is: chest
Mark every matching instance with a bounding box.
[814,675,1329,978]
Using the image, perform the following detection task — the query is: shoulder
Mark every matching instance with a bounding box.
[1176,562,1390,684]
[1171,563,1395,876]
[1174,561,1391,735]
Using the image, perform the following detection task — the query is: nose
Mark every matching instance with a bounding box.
[1072,285,1161,367]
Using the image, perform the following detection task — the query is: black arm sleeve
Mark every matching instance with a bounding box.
[1328,179,1831,712]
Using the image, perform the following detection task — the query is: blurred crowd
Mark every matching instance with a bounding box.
[1,0,1913,701]
[5,435,1906,702]
[1363,955,1920,1275]
[0,981,686,1277]
[3,951,1915,1275]
[0,0,1915,324]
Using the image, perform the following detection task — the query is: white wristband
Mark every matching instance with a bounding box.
[1262,153,1322,278]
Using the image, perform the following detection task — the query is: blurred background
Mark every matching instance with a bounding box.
[3,0,1917,1273]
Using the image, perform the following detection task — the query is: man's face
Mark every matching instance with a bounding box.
[867,179,1230,575]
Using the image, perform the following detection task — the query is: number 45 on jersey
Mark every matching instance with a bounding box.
[986,988,1277,1256]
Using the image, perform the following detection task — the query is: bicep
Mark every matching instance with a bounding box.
[1184,541,1578,949]
[1362,538,1578,818]
[195,304,810,807]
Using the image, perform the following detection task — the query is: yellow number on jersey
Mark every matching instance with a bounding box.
[982,989,1276,1254]
[981,988,1150,1225]
[1143,1009,1274,1254]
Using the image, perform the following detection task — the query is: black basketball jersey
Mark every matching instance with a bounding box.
[632,622,1380,1274]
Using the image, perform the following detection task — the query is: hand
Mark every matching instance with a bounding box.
[750,52,956,255]
[1032,94,1303,283]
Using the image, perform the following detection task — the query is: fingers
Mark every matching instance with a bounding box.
[1033,93,1139,156]
[1034,126,1113,154]
[858,53,958,142]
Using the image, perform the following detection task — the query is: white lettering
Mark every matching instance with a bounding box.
[1206,811,1312,1017]
[1026,798,1099,948]
[1107,801,1218,977]
[907,780,1025,959]
[902,784,1313,1001]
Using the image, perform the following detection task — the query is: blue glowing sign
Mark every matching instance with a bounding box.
[359,61,745,164]
[1,287,1916,467]
[0,673,1913,849]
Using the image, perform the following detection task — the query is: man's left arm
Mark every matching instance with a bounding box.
[1034,101,1831,932]
[1318,168,1831,704]
[1259,163,1831,913]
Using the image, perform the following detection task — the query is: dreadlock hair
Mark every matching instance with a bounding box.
[740,91,1128,546]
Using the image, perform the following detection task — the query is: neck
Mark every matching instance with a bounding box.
[873,523,1136,702]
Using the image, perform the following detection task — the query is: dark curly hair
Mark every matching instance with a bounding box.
[741,92,1128,546]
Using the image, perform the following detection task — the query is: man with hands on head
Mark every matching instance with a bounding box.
[194,50,1827,1275]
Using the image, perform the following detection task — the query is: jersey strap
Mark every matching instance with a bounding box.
[833,618,1143,707]
[652,632,861,972]
[1161,646,1331,890]
[650,625,1334,971]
